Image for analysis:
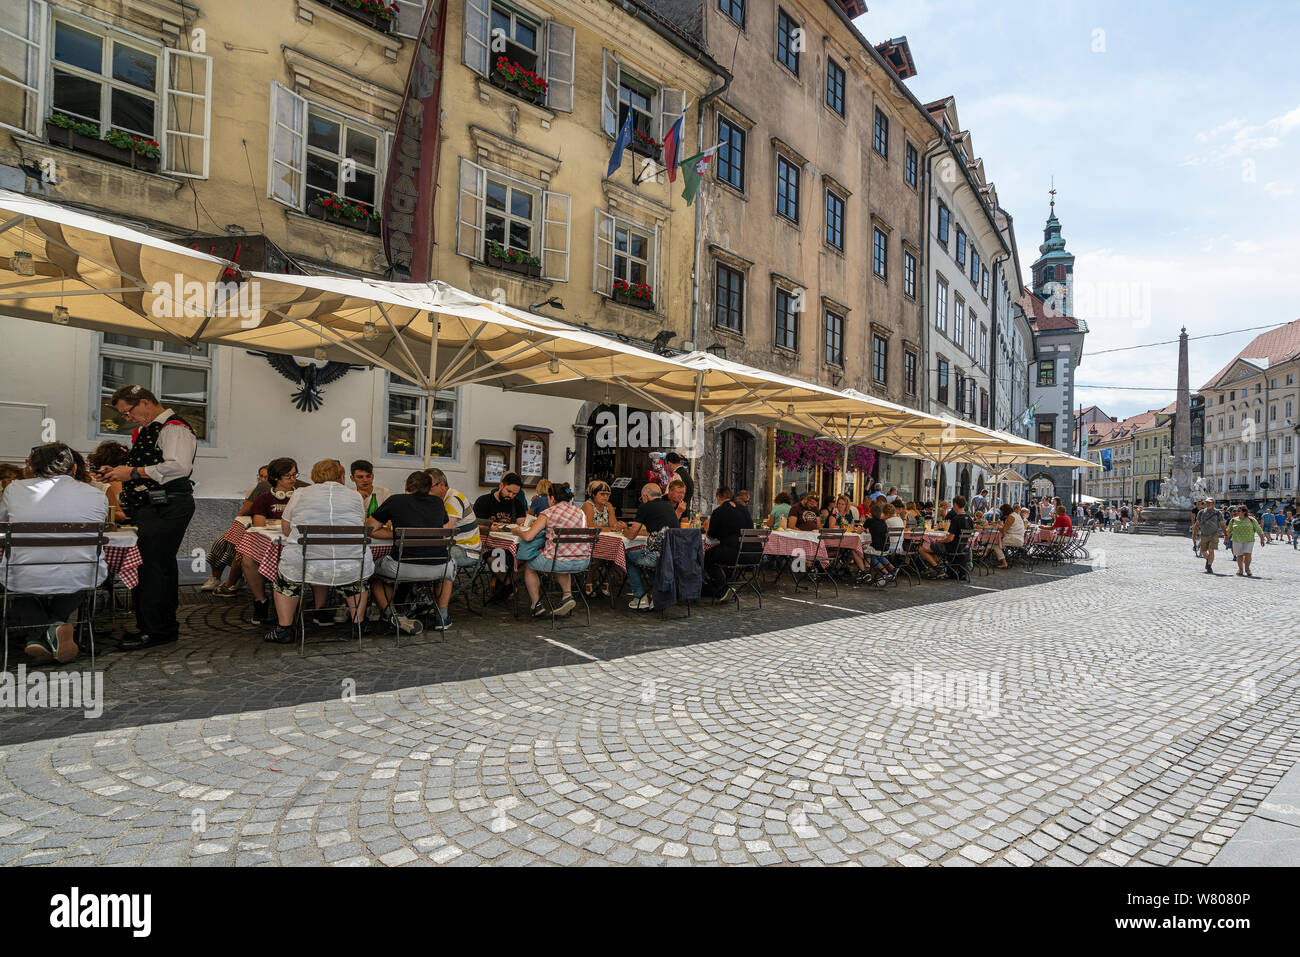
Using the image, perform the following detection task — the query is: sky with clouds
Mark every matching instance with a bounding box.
[854,0,1300,420]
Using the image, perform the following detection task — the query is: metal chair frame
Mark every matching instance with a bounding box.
[720,528,769,608]
[382,527,455,644]
[292,525,372,654]
[532,526,598,629]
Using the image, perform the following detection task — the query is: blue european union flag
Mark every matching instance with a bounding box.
[1100,449,1112,472]
[607,111,634,178]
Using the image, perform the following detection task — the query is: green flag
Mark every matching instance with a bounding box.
[679,147,719,206]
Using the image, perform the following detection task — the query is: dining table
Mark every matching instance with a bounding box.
[234,525,392,581]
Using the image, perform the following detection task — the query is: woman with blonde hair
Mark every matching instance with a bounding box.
[582,479,624,598]
[529,478,553,515]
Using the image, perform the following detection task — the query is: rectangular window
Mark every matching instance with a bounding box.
[937,203,950,246]
[981,265,989,300]
[1038,360,1056,386]
[903,249,917,299]
[970,249,981,286]
[825,311,844,367]
[937,358,949,405]
[714,263,744,332]
[826,59,845,116]
[776,154,800,222]
[717,115,745,190]
[980,390,989,427]
[968,313,977,358]
[935,279,947,332]
[904,141,918,188]
[979,325,988,364]
[954,298,965,347]
[385,375,457,459]
[967,380,976,420]
[776,8,800,75]
[613,221,652,287]
[98,334,211,441]
[872,227,887,279]
[825,190,845,250]
[1037,420,1055,448]
[618,73,656,143]
[873,107,889,158]
[872,334,887,383]
[904,350,917,396]
[489,2,541,72]
[53,18,158,140]
[719,0,744,27]
[305,105,382,213]
[955,229,967,268]
[775,287,799,351]
[482,173,537,257]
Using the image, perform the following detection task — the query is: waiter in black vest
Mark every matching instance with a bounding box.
[96,385,197,650]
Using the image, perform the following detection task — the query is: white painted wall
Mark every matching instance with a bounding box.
[0,316,581,498]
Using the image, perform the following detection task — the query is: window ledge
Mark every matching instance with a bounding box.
[284,208,384,243]
[772,345,799,360]
[298,0,403,60]
[468,259,553,289]
[474,76,556,130]
[599,294,662,320]
[712,324,746,343]
[13,135,185,188]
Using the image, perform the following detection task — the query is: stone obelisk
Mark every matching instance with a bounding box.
[1137,327,1195,534]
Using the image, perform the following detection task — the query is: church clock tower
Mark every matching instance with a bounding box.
[1030,188,1075,315]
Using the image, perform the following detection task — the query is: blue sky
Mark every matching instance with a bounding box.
[855,0,1300,419]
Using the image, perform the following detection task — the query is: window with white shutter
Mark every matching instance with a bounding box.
[601,49,619,136]
[267,81,306,208]
[542,190,570,281]
[463,0,490,76]
[594,209,614,293]
[392,0,429,38]
[544,21,574,112]
[161,47,211,178]
[658,87,684,143]
[0,0,46,136]
[456,157,486,259]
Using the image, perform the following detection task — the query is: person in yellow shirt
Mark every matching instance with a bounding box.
[426,467,481,630]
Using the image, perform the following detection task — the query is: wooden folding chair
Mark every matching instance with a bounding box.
[293,525,372,654]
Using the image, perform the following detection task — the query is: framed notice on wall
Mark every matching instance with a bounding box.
[477,439,514,487]
[513,425,552,489]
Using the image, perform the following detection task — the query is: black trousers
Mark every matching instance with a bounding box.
[132,494,195,638]
[702,540,739,596]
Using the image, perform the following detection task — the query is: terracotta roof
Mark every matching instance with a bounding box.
[1200,318,1300,391]
[1017,288,1079,331]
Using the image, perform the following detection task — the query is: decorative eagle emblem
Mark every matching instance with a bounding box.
[253,352,362,412]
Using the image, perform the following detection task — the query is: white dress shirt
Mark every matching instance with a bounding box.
[0,475,109,594]
[142,409,197,484]
[278,481,374,586]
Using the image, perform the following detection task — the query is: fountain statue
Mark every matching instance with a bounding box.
[1135,329,1198,534]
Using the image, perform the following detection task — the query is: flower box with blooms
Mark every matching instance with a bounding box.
[491,57,548,106]
[630,128,662,160]
[45,115,160,171]
[485,240,542,278]
[307,192,381,235]
[611,279,654,310]
[319,0,398,33]
[774,432,876,475]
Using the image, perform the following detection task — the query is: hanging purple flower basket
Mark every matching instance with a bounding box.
[774,431,876,474]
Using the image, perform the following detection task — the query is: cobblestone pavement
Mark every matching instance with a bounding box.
[1,533,1298,866]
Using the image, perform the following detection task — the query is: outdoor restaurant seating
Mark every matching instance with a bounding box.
[722,528,769,609]
[292,524,373,651]
[1,522,109,669]
[382,527,454,644]
[935,527,975,581]
[971,528,1003,576]
[532,527,599,628]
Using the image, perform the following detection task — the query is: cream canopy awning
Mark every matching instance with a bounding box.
[0,188,235,343]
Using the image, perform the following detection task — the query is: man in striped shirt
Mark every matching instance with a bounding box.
[427,467,480,632]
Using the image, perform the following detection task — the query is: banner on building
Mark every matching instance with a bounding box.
[382,0,450,281]
[1099,449,1112,472]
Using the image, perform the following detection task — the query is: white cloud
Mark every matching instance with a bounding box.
[1195,117,1247,142]
[1183,104,1300,166]
[1264,181,1296,197]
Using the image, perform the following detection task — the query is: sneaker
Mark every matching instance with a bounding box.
[263,624,295,644]
[250,599,270,625]
[719,586,737,604]
[199,575,222,592]
[312,609,334,628]
[531,600,548,618]
[381,609,423,635]
[432,609,452,631]
[635,594,654,611]
[555,594,577,617]
[24,628,57,664]
[628,595,645,610]
[214,583,239,598]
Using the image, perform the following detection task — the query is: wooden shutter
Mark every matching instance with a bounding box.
[162,47,212,178]
[544,21,574,113]
[542,190,570,282]
[593,210,614,294]
[267,81,306,208]
[463,0,490,76]
[0,0,46,136]
[601,49,619,136]
[456,158,486,260]
[658,87,685,143]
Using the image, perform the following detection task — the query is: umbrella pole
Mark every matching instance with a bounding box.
[423,311,439,469]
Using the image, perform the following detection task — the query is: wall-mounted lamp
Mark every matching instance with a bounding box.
[565,446,578,464]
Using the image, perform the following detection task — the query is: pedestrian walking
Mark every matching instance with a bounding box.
[1192,498,1225,574]
[1260,505,1275,543]
[1227,505,1265,577]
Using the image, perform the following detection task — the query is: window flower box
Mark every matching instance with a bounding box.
[612,280,654,311]
[45,116,160,173]
[491,57,548,108]
[307,193,381,235]
[485,240,542,278]
[318,0,397,33]
[630,129,662,161]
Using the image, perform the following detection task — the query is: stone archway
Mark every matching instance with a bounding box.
[1029,472,1055,500]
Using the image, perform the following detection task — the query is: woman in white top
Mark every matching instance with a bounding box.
[264,459,373,644]
[988,503,1024,569]
[0,443,109,663]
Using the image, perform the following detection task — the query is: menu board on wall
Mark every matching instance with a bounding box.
[520,439,544,479]
[485,453,506,485]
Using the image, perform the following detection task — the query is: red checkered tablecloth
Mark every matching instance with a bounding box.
[236,528,390,580]
[484,532,520,570]
[764,531,830,564]
[593,532,644,572]
[222,518,249,545]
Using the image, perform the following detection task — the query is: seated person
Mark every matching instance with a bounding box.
[990,503,1024,568]
[244,457,301,627]
[0,443,108,663]
[621,483,679,611]
[582,480,625,598]
[517,482,589,617]
[86,441,130,524]
[822,494,859,529]
[702,487,753,599]
[263,459,372,644]
[764,491,792,529]
[529,478,553,516]
[919,495,973,572]
[426,467,480,631]
[785,491,822,531]
[366,470,453,635]
[351,459,391,518]
[474,472,528,603]
[203,465,268,595]
[862,500,894,580]
[1052,504,1074,535]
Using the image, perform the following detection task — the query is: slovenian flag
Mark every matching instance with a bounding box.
[662,115,684,182]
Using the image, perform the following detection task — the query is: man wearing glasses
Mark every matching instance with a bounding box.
[94,385,197,650]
